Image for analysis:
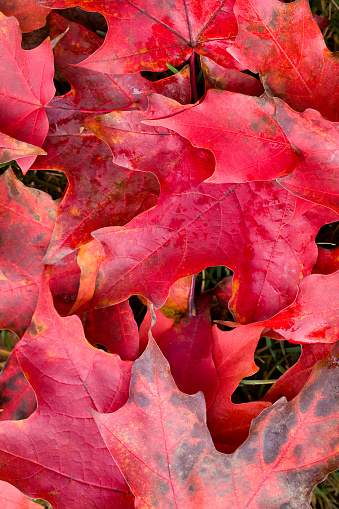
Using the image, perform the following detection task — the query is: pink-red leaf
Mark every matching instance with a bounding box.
[0,481,42,509]
[91,181,336,324]
[158,294,219,409]
[0,169,79,336]
[0,12,55,171]
[85,300,139,361]
[0,272,134,508]
[274,99,339,214]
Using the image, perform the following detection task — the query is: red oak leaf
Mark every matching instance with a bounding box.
[0,272,134,508]
[228,0,339,120]
[146,90,297,184]
[0,169,79,336]
[0,481,42,509]
[38,0,240,73]
[158,294,219,409]
[273,99,339,214]
[94,335,339,507]
[0,347,36,421]
[85,94,215,198]
[201,55,264,96]
[262,271,339,344]
[48,11,192,111]
[0,12,55,172]
[85,300,140,361]
[263,343,333,404]
[90,181,336,324]
[207,324,270,453]
[0,0,51,32]
[32,105,159,264]
[0,132,46,165]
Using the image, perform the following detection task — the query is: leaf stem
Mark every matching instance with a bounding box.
[190,50,199,103]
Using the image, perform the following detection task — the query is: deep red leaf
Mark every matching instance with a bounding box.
[158,294,219,409]
[94,335,339,507]
[85,94,215,198]
[38,0,240,73]
[0,12,55,172]
[201,55,264,96]
[85,300,140,361]
[228,0,339,120]
[313,246,339,275]
[0,272,134,508]
[263,271,339,343]
[207,324,270,453]
[0,347,36,421]
[48,11,192,110]
[32,105,159,264]
[146,91,297,184]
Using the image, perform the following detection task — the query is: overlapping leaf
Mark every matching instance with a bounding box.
[0,12,55,172]
[228,0,339,121]
[0,133,46,165]
[0,348,36,421]
[273,99,339,214]
[38,0,240,73]
[0,0,51,32]
[146,90,297,183]
[90,180,336,324]
[0,481,42,509]
[0,272,134,508]
[207,324,270,453]
[263,271,339,344]
[94,335,339,508]
[0,169,79,336]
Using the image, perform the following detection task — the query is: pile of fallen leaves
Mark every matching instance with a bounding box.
[1,0,339,507]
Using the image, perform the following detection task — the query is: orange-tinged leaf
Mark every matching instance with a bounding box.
[0,0,51,32]
[0,132,46,164]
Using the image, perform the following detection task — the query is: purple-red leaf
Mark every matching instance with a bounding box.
[94,335,339,507]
